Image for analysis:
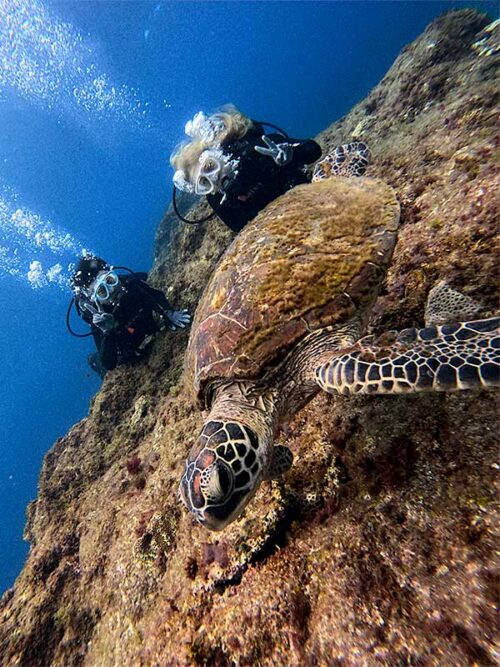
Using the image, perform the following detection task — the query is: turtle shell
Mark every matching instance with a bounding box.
[186,177,400,405]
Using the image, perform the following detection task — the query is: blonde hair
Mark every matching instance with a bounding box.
[170,105,254,186]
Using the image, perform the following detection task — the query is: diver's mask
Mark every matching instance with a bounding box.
[194,149,239,196]
[89,270,123,307]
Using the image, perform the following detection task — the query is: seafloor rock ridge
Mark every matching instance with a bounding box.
[1,10,498,667]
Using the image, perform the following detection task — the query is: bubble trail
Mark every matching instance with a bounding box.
[0,0,151,126]
[0,245,22,280]
[0,186,88,290]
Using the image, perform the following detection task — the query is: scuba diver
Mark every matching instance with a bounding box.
[67,255,190,376]
[170,105,322,232]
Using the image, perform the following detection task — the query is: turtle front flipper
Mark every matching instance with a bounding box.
[312,141,371,181]
[262,445,293,480]
[314,317,499,396]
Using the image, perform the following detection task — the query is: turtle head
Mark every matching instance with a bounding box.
[179,420,263,530]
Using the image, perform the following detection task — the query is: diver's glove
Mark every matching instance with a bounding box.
[164,309,191,331]
[254,136,293,166]
[92,312,116,334]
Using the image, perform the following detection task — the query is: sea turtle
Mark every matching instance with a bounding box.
[179,146,499,530]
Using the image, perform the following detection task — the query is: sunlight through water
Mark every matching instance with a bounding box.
[0,0,155,289]
[0,0,151,125]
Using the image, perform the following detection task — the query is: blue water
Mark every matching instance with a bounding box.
[0,0,497,594]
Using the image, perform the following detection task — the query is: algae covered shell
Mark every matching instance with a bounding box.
[186,177,400,405]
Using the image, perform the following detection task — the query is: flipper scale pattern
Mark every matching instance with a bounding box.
[315,318,500,395]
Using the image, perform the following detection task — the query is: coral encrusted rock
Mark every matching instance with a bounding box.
[1,9,498,667]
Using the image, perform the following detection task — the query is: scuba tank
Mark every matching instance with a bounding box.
[172,120,290,225]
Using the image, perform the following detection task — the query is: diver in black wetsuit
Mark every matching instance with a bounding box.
[170,106,322,232]
[69,255,190,375]
[206,124,321,232]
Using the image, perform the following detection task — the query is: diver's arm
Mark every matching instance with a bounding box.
[137,281,190,329]
[256,133,321,165]
[286,137,322,164]
[144,285,171,311]
[133,279,172,312]
[93,328,118,371]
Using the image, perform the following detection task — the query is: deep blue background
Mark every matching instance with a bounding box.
[0,0,496,593]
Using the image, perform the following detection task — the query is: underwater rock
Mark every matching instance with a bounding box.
[1,9,498,667]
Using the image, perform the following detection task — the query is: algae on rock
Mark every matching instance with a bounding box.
[1,10,498,667]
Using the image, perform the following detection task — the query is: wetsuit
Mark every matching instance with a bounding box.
[206,125,322,232]
[76,273,171,371]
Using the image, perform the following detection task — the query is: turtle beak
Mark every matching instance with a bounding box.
[197,513,226,531]
[199,485,259,531]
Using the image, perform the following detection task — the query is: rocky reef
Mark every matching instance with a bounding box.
[1,10,498,666]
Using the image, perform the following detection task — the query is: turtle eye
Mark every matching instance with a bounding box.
[200,461,233,503]
[214,463,232,496]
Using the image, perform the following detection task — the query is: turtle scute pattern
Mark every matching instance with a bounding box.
[185,176,400,404]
